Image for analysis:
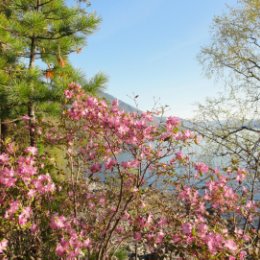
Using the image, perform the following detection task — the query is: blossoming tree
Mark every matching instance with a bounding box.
[0,83,258,259]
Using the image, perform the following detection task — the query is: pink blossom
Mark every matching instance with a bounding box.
[179,186,199,205]
[33,174,55,194]
[185,235,194,245]
[30,223,38,234]
[155,231,165,244]
[6,143,16,154]
[121,160,139,169]
[68,82,81,90]
[157,217,167,227]
[27,189,36,198]
[116,226,124,233]
[145,214,153,227]
[134,232,142,241]
[83,238,91,248]
[55,242,67,256]
[142,127,154,140]
[18,207,32,226]
[172,235,181,243]
[131,186,139,193]
[22,115,31,121]
[25,147,38,156]
[0,239,8,253]
[207,238,217,254]
[122,211,131,220]
[174,132,183,140]
[50,215,67,230]
[104,158,117,170]
[182,130,194,140]
[239,251,247,260]
[214,168,220,174]
[18,156,37,177]
[90,163,102,173]
[175,151,184,160]
[0,153,9,164]
[99,197,106,206]
[112,99,119,108]
[86,96,98,107]
[136,216,146,228]
[0,168,16,187]
[205,233,223,255]
[135,120,146,129]
[117,125,129,135]
[166,116,180,128]
[146,233,155,241]
[88,202,95,209]
[225,239,237,253]
[245,200,255,210]
[64,89,74,99]
[194,162,209,173]
[141,112,153,122]
[182,223,192,235]
[236,168,246,183]
[5,200,20,219]
[197,223,208,236]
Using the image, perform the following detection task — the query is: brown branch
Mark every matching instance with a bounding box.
[222,126,260,139]
[38,0,55,7]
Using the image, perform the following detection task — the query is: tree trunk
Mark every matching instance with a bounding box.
[0,118,7,152]
[28,34,36,146]
[134,243,138,260]
[28,101,35,146]
[27,0,41,147]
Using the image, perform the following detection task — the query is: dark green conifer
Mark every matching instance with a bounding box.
[0,0,106,145]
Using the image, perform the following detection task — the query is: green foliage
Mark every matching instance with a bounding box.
[199,0,260,92]
[114,248,129,260]
[194,0,260,188]
[0,0,107,144]
[83,72,108,94]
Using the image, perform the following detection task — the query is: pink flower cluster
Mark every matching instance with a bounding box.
[194,162,209,174]
[0,83,257,259]
[0,146,56,256]
[50,215,92,258]
[0,147,55,196]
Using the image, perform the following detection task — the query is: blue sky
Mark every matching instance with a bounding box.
[70,0,238,118]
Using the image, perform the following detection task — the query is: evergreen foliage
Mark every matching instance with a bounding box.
[0,0,107,145]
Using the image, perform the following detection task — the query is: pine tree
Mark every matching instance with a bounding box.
[0,0,106,146]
